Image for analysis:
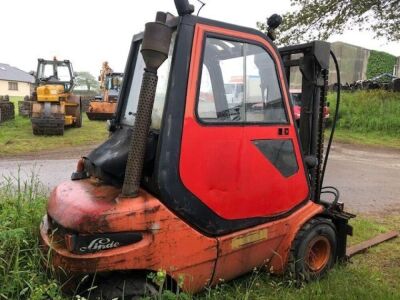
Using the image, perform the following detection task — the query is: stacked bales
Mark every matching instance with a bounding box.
[80,96,92,112]
[0,95,15,123]
[393,78,400,92]
[18,95,34,117]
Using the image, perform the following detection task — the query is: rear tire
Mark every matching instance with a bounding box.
[32,123,64,136]
[288,217,337,282]
[88,276,157,300]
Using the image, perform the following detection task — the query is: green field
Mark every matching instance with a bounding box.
[0,97,108,156]
[1,91,400,156]
[327,90,400,149]
[0,175,399,300]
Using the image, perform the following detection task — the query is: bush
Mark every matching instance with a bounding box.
[366,50,396,79]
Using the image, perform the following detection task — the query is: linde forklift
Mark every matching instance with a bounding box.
[40,0,354,298]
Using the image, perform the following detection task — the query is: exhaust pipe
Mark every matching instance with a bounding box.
[121,12,172,198]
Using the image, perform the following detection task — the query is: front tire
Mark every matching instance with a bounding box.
[288,217,337,282]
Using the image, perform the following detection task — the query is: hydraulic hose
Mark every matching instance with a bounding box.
[319,50,341,192]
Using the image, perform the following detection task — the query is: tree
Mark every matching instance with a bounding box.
[257,0,400,45]
[75,71,99,91]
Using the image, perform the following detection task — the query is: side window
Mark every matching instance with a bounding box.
[197,37,287,124]
[198,66,217,119]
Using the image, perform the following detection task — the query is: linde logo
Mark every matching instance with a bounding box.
[80,238,120,252]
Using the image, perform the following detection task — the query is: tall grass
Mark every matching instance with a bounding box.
[328,90,400,135]
[0,171,399,299]
[0,170,64,299]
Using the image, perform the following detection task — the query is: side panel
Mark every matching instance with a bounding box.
[212,201,324,283]
[42,180,218,293]
[157,17,312,236]
[179,24,309,219]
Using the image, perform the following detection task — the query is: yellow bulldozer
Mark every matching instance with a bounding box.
[86,62,123,120]
[31,58,82,135]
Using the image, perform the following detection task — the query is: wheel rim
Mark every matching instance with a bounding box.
[305,236,331,272]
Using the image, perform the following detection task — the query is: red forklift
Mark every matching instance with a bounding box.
[40,0,353,298]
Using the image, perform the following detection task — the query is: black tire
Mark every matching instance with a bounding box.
[288,217,337,282]
[32,123,64,136]
[87,276,157,300]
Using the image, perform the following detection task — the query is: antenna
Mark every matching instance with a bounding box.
[196,0,206,16]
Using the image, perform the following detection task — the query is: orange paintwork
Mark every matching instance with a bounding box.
[40,23,325,294]
[40,180,323,293]
[213,201,323,284]
[42,180,217,293]
[88,101,117,114]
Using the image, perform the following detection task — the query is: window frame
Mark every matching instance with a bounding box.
[8,81,18,91]
[195,33,289,127]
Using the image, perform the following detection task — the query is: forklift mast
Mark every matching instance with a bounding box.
[279,42,330,203]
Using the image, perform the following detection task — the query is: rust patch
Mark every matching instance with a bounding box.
[143,205,161,215]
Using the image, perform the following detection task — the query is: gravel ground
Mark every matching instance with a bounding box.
[1,142,399,215]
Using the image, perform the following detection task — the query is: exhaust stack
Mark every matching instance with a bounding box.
[121,12,172,198]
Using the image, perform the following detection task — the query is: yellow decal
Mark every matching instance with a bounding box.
[232,229,268,249]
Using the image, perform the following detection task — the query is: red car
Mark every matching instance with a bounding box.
[290,90,330,125]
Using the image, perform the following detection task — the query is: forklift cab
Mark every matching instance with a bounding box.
[86,18,309,232]
[41,1,352,297]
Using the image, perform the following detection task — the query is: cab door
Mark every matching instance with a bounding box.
[179,24,309,220]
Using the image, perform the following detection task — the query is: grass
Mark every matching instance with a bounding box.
[333,129,400,149]
[0,97,108,156]
[2,91,400,155]
[0,173,399,299]
[0,172,64,300]
[327,90,400,149]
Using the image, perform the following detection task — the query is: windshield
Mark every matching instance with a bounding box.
[106,74,123,91]
[121,33,176,129]
[38,61,72,82]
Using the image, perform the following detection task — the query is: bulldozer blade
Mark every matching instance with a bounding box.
[346,231,398,258]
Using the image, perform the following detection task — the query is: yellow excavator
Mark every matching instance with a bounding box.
[31,57,82,135]
[86,62,123,120]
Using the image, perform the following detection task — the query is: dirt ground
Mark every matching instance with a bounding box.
[0,142,399,215]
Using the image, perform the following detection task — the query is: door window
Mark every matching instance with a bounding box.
[197,37,287,124]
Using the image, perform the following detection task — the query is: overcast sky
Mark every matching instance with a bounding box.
[1,0,399,76]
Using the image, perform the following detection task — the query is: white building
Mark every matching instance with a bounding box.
[0,63,35,97]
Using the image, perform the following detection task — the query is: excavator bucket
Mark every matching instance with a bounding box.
[86,101,117,120]
[86,70,122,121]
